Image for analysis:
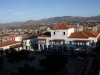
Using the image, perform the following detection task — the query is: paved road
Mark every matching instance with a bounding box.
[61,57,84,75]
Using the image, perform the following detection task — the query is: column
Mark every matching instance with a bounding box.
[19,47,22,50]
[38,44,40,50]
[28,46,30,50]
[42,45,44,50]
[23,46,25,50]
[46,45,48,50]
[18,47,20,51]
[27,46,29,50]
[30,46,33,51]
[16,48,18,51]
[29,46,31,50]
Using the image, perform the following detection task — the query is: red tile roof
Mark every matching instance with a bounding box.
[38,32,51,37]
[52,24,73,30]
[69,32,89,38]
[97,35,100,40]
[74,40,91,42]
[69,30,100,38]
[0,41,21,48]
[53,39,65,41]
[84,30,99,37]
[39,35,50,37]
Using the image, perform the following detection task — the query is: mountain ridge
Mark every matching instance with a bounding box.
[0,15,100,26]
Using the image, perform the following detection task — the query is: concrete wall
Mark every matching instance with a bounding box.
[15,36,22,41]
[51,28,74,40]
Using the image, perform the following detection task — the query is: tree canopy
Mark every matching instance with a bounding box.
[0,56,3,70]
[6,50,30,62]
[39,52,68,74]
[10,64,47,75]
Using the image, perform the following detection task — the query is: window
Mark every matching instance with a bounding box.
[72,42,74,45]
[63,32,65,35]
[49,40,52,42]
[91,40,94,46]
[41,40,45,43]
[54,32,55,35]
[30,41,32,44]
[49,40,52,44]
[92,40,94,43]
[84,42,86,46]
[77,42,79,45]
[80,43,82,45]
[75,42,78,45]
[69,41,72,44]
[56,41,60,44]
[38,40,40,43]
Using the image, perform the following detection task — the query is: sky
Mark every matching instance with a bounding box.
[0,0,100,23]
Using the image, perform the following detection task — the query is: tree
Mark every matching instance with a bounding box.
[0,56,3,70]
[39,52,68,74]
[10,64,47,75]
[6,50,30,62]
[95,40,100,53]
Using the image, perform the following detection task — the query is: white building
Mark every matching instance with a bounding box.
[23,37,37,51]
[36,24,100,54]
[15,36,22,41]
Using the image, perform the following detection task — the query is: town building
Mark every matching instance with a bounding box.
[0,35,23,56]
[37,24,100,54]
[1,24,100,56]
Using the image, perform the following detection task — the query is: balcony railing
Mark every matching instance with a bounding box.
[49,42,65,45]
[37,41,46,44]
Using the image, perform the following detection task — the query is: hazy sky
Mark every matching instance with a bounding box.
[0,0,100,23]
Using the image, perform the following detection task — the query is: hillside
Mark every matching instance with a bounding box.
[0,15,100,26]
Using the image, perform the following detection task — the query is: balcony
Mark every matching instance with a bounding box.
[37,41,46,44]
[49,41,65,46]
[72,41,90,47]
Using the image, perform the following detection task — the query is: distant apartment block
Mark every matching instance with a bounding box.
[83,25,97,32]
